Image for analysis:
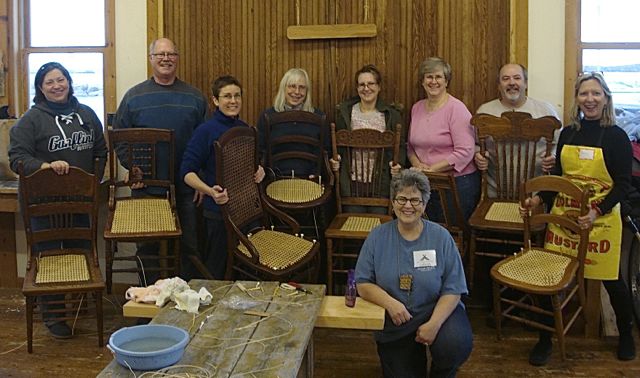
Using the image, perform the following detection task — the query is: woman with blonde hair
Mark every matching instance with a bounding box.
[522,72,635,364]
[257,68,327,178]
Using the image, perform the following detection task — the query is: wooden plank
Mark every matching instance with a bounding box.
[229,282,325,376]
[123,294,385,331]
[287,23,377,40]
[315,296,384,330]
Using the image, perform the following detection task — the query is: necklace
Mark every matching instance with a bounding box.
[396,221,424,306]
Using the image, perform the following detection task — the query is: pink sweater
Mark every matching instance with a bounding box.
[408,95,476,176]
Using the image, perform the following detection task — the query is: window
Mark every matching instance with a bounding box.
[580,0,640,110]
[17,0,114,125]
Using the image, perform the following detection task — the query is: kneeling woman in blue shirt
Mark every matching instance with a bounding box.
[355,169,472,377]
[180,75,265,279]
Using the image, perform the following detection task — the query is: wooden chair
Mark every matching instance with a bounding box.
[216,126,320,281]
[467,112,561,288]
[103,128,182,293]
[424,172,467,257]
[325,123,401,294]
[19,162,104,353]
[491,175,590,361]
[261,110,334,238]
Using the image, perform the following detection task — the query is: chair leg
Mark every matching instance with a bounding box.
[95,290,104,347]
[468,232,477,290]
[105,240,113,294]
[173,238,181,277]
[26,296,34,353]
[326,238,334,295]
[552,294,566,360]
[492,281,503,340]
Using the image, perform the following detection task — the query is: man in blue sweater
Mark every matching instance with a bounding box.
[114,38,208,283]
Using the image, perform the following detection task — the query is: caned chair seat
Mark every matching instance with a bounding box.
[110,198,177,234]
[494,249,574,288]
[340,216,382,232]
[35,253,90,284]
[484,201,523,224]
[265,178,325,204]
[237,230,314,270]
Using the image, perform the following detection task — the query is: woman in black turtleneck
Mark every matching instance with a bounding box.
[8,62,107,340]
[523,72,635,365]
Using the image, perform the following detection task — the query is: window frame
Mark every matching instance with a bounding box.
[564,0,640,122]
[12,0,115,122]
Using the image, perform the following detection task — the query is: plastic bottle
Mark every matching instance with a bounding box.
[345,269,357,307]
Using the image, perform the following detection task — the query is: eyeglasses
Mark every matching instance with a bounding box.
[218,93,242,101]
[357,82,378,89]
[424,74,445,82]
[287,84,307,92]
[150,52,179,60]
[394,197,423,206]
[578,71,604,79]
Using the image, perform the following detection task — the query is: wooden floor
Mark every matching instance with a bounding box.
[1,287,639,377]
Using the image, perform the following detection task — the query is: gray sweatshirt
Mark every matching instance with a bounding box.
[9,96,107,178]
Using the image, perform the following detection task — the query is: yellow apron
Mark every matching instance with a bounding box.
[544,140,622,280]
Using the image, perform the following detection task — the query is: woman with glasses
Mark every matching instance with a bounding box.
[180,75,265,279]
[521,72,635,364]
[408,57,479,223]
[257,68,326,178]
[355,169,472,377]
[333,64,405,213]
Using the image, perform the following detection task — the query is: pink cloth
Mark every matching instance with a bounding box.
[408,96,476,176]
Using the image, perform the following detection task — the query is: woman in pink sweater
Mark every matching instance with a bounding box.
[408,57,479,223]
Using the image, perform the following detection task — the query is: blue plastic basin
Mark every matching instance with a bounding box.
[108,324,189,370]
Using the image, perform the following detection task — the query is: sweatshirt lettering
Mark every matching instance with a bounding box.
[48,130,94,152]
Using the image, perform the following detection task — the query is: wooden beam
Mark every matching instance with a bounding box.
[287,23,377,40]
[509,0,528,65]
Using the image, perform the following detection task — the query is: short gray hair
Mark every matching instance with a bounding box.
[418,57,452,84]
[391,169,431,205]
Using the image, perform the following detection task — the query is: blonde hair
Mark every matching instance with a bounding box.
[568,72,615,130]
[273,68,315,112]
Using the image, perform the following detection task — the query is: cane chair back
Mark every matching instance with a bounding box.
[216,126,320,281]
[324,123,401,294]
[491,175,590,361]
[103,128,182,292]
[467,112,561,288]
[424,172,467,257]
[19,162,104,353]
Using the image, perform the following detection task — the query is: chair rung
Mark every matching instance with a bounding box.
[475,251,513,258]
[111,267,175,273]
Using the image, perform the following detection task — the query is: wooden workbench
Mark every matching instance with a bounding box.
[100,280,328,377]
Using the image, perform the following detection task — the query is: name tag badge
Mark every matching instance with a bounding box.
[413,249,436,268]
[578,148,595,160]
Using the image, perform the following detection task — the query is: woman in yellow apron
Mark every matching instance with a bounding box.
[522,72,635,365]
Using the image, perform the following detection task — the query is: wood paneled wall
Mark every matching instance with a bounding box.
[154,0,512,127]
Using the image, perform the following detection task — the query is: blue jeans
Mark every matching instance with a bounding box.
[135,191,198,284]
[202,211,228,280]
[377,305,473,378]
[427,171,480,225]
